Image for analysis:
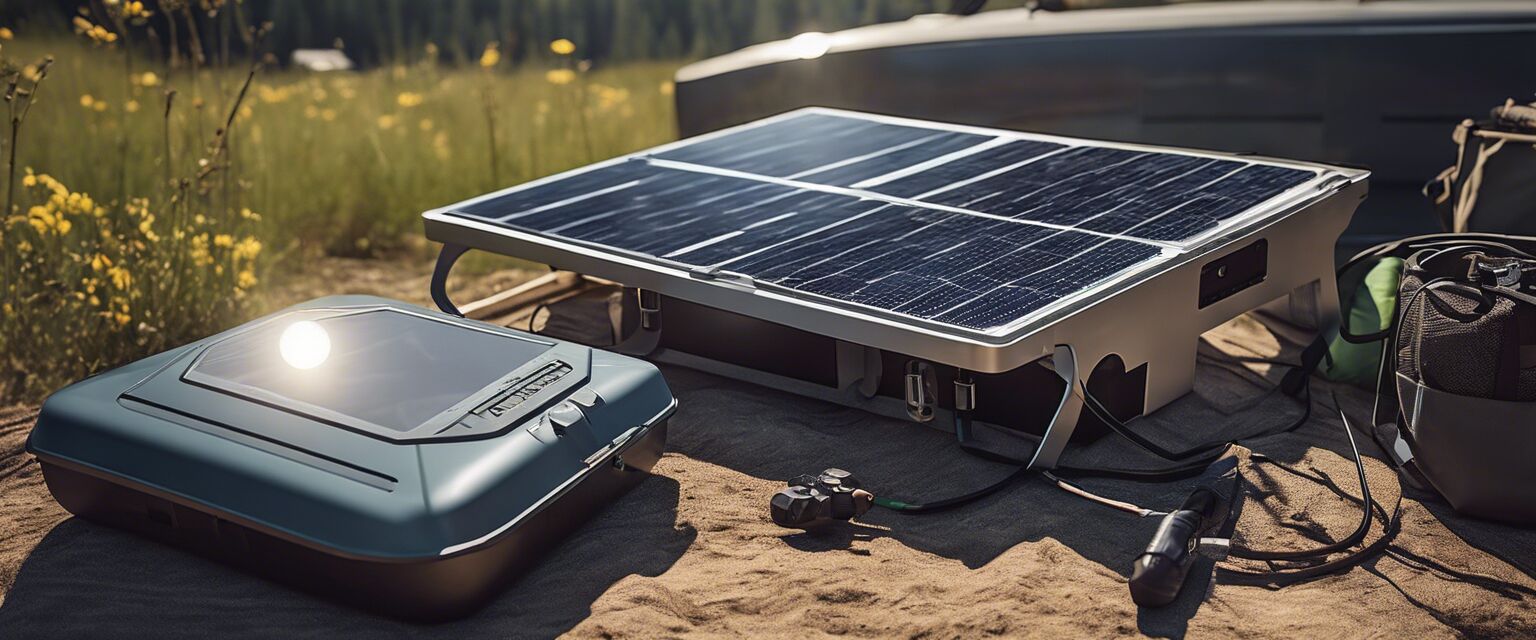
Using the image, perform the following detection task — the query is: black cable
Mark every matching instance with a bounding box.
[1062,374,1399,578]
[875,466,1030,513]
[527,302,551,333]
[1073,364,1312,469]
[1227,395,1374,561]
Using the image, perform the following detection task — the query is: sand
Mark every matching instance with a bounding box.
[1,291,1534,638]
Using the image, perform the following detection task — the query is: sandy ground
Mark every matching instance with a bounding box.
[1,269,1534,638]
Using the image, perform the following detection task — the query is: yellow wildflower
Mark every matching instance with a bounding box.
[213,234,234,248]
[546,69,576,85]
[189,234,213,266]
[377,114,398,130]
[257,84,290,104]
[321,108,337,122]
[0,27,14,40]
[479,43,500,69]
[93,101,108,112]
[232,237,262,261]
[117,1,151,20]
[550,39,575,56]
[80,94,95,108]
[125,99,140,113]
[106,266,132,289]
[592,84,630,111]
[73,17,118,44]
[21,171,35,188]
[137,71,159,87]
[397,92,424,108]
[91,253,112,272]
[236,270,257,289]
[25,205,69,236]
[114,313,131,326]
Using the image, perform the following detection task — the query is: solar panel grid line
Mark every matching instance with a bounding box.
[496,179,642,222]
[903,143,1076,201]
[661,211,800,259]
[849,136,1013,189]
[784,130,955,180]
[427,109,841,222]
[927,234,1128,320]
[655,112,974,178]
[949,152,1215,230]
[733,229,1171,333]
[696,204,895,269]
[1113,164,1321,242]
[642,156,1173,249]
[705,204,1170,330]
[914,147,1158,215]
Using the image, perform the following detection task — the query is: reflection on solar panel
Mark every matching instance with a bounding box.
[441,109,1321,333]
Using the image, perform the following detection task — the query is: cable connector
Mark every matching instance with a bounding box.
[1196,537,1231,561]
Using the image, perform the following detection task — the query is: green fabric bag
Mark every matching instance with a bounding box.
[1323,257,1403,386]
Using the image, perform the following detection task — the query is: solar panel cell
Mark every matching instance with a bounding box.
[436,109,1323,335]
[867,139,1067,198]
[654,112,985,179]
[793,131,992,187]
[722,208,1163,331]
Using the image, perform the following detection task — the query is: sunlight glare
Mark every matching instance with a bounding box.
[279,320,331,370]
[785,32,831,60]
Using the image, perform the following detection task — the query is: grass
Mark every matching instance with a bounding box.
[0,34,680,401]
[7,36,679,258]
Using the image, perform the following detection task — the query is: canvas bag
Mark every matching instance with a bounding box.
[1363,238,1536,524]
[1424,99,1536,234]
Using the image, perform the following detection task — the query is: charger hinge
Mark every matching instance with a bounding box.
[638,289,662,331]
[904,361,936,423]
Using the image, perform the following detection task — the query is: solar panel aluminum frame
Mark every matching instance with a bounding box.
[423,107,1368,468]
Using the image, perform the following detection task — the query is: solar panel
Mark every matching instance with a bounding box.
[435,109,1329,335]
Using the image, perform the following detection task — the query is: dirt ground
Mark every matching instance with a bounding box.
[1,262,1534,638]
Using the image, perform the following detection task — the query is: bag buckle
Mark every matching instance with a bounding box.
[1465,253,1528,287]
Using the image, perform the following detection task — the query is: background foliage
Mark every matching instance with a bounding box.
[0,0,1035,68]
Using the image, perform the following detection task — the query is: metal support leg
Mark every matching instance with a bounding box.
[430,243,471,317]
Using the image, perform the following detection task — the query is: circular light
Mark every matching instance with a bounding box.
[279,320,331,370]
[785,32,831,60]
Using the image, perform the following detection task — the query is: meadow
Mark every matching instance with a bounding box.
[0,32,679,400]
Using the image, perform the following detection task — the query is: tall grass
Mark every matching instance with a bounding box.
[6,37,678,257]
[0,32,679,401]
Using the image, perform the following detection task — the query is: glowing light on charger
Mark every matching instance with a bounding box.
[279,320,331,370]
[785,32,831,60]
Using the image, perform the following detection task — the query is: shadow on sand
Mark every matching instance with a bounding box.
[0,474,693,637]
